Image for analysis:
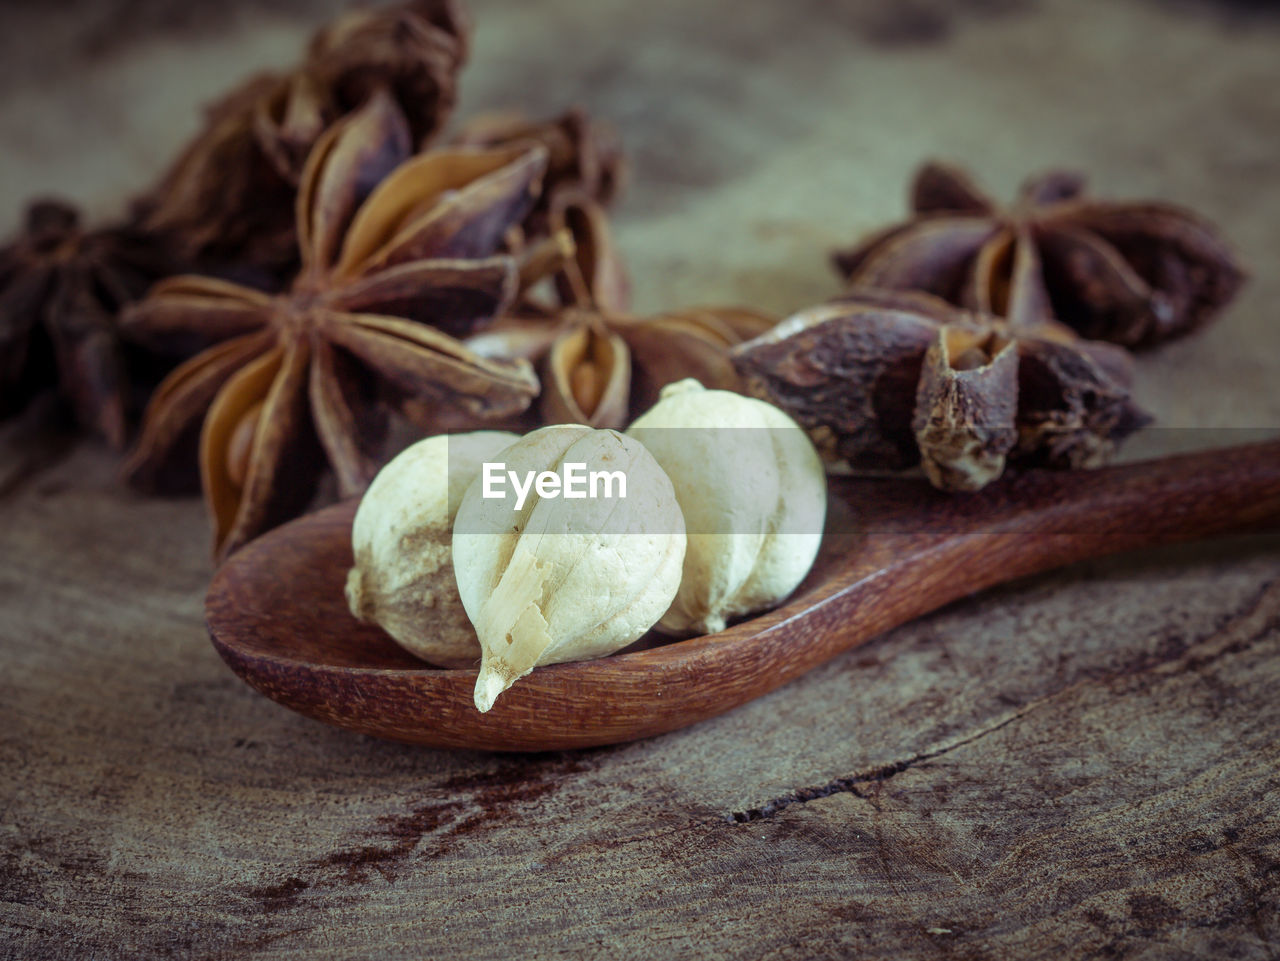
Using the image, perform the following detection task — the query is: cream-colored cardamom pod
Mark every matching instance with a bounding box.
[345,430,518,667]
[452,425,686,712]
[626,379,826,635]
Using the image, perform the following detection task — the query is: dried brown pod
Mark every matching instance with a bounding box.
[0,199,176,447]
[453,109,629,314]
[467,304,774,432]
[545,188,631,313]
[912,325,1019,491]
[464,181,769,430]
[305,0,470,142]
[452,108,760,429]
[833,162,1245,349]
[123,92,546,561]
[452,107,625,220]
[137,0,470,280]
[137,73,301,281]
[540,315,632,428]
[732,288,1149,492]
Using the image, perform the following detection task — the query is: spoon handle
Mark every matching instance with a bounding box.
[669,438,1280,715]
[808,438,1280,654]
[845,438,1280,543]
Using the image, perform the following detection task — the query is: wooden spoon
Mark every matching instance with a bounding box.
[207,440,1280,751]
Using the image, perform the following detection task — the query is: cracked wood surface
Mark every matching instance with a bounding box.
[2,0,1280,958]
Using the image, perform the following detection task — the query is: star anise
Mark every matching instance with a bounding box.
[452,108,625,221]
[732,289,1149,492]
[453,108,629,311]
[464,200,772,430]
[123,91,546,561]
[0,199,176,448]
[833,162,1245,349]
[304,0,470,142]
[469,305,775,431]
[136,0,469,282]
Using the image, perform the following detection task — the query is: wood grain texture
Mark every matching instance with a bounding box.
[4,442,1279,960]
[4,0,1280,957]
[207,441,1280,750]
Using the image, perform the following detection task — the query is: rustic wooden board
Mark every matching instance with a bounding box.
[2,0,1279,958]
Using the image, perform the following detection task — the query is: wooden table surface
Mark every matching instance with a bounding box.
[3,1,1279,958]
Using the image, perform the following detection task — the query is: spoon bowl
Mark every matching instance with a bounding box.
[207,440,1280,751]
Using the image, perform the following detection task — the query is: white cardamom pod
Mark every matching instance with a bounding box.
[626,379,826,635]
[452,425,686,712]
[345,430,518,667]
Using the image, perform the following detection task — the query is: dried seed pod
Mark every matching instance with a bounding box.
[450,107,627,223]
[541,315,631,428]
[733,289,1149,492]
[0,199,178,446]
[626,380,826,636]
[452,425,686,712]
[124,92,546,560]
[912,326,1018,492]
[345,430,517,667]
[614,306,777,417]
[137,0,471,279]
[546,188,631,312]
[730,290,945,470]
[1013,333,1148,469]
[471,305,777,433]
[833,161,1246,348]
